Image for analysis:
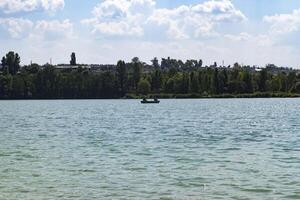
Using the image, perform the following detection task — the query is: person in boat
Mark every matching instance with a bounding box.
[141,97,159,103]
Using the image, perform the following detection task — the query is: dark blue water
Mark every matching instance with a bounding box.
[0,99,300,199]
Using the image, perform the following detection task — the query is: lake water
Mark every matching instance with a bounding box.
[0,99,300,199]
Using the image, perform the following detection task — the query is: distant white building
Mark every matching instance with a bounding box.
[55,65,91,70]
[255,68,262,72]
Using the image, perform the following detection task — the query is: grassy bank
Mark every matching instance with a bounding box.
[126,92,300,99]
[1,92,299,100]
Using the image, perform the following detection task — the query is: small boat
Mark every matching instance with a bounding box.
[141,98,160,104]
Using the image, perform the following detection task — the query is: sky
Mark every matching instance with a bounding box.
[1,0,300,67]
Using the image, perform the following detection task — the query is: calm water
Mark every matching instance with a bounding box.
[0,99,300,199]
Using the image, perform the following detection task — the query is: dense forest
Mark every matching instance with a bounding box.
[1,51,300,99]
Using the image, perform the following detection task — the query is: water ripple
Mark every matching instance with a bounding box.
[0,99,300,199]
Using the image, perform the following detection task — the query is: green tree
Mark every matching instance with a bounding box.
[181,72,190,93]
[151,57,160,68]
[132,57,142,90]
[278,72,287,92]
[198,59,203,68]
[233,62,241,69]
[0,75,5,97]
[12,75,25,98]
[241,71,253,93]
[138,79,150,95]
[23,63,40,74]
[220,69,228,93]
[1,57,6,73]
[0,74,13,98]
[258,69,268,92]
[151,70,162,92]
[213,62,217,68]
[287,72,296,92]
[2,52,20,75]
[212,68,219,94]
[116,60,127,96]
[100,71,118,98]
[292,82,300,93]
[190,71,199,93]
[165,78,175,93]
[70,52,76,65]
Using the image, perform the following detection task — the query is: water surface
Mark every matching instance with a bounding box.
[0,99,300,199]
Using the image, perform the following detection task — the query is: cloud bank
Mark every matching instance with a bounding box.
[82,0,246,39]
[0,0,64,14]
[1,0,300,67]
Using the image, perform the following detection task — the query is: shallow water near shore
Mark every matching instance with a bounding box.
[0,99,300,199]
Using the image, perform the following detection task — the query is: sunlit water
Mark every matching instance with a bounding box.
[0,99,300,199]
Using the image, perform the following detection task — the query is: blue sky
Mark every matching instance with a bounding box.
[1,0,300,67]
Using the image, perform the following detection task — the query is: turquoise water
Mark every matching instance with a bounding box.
[0,99,300,199]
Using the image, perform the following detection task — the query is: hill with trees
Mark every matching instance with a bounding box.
[1,51,300,99]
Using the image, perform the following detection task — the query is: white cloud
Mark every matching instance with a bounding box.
[34,19,74,40]
[82,0,155,37]
[262,8,300,49]
[82,0,246,39]
[224,32,252,42]
[5,0,300,68]
[263,8,300,35]
[0,18,73,40]
[148,0,246,39]
[0,18,33,38]
[224,32,273,47]
[191,0,246,21]
[0,0,65,14]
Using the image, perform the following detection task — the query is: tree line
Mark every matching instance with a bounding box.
[1,51,300,99]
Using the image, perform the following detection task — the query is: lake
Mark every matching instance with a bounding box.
[0,99,300,199]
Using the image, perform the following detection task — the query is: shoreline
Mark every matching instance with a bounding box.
[1,92,300,100]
